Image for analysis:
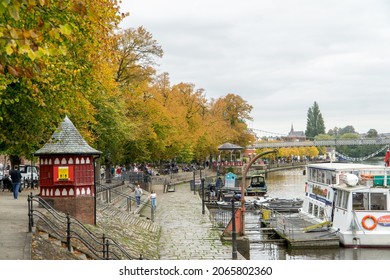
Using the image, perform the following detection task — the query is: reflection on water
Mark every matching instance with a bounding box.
[248,161,390,260]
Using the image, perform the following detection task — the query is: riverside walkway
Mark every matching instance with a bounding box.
[0,188,39,260]
[150,181,239,260]
[0,172,242,260]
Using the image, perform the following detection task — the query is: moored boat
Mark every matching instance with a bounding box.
[257,197,303,212]
[301,162,390,248]
[245,174,267,196]
[219,174,268,196]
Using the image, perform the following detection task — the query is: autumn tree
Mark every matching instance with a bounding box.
[0,0,125,164]
[115,27,163,90]
[209,94,255,146]
[1,2,257,167]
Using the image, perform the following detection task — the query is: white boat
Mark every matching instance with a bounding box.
[302,162,390,248]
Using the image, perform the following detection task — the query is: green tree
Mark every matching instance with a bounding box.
[339,125,355,135]
[305,101,325,138]
[366,129,378,138]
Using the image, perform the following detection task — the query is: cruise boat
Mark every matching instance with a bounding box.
[302,162,390,247]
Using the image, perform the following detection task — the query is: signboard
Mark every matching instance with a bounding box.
[54,166,74,182]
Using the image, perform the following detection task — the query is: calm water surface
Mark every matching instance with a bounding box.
[247,160,390,260]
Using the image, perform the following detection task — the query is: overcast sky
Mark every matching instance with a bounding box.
[120,0,390,136]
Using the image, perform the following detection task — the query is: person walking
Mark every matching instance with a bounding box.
[9,165,22,199]
[100,166,105,181]
[134,185,143,207]
[149,190,157,209]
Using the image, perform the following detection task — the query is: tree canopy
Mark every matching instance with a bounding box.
[0,1,255,166]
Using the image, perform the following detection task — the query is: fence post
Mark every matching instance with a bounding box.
[105,239,110,260]
[231,198,238,260]
[66,213,72,252]
[102,234,106,259]
[127,197,131,212]
[28,192,33,232]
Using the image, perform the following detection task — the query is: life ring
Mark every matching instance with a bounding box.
[362,215,377,230]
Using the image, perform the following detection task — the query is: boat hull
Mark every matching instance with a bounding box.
[340,231,390,248]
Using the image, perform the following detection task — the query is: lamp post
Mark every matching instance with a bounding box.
[231,196,238,260]
[201,178,205,215]
[193,170,196,195]
[240,149,277,236]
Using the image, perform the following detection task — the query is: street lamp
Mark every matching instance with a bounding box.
[193,170,196,195]
[240,149,277,235]
[201,178,205,215]
[231,195,238,260]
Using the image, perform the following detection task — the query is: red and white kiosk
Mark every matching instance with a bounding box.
[34,116,101,224]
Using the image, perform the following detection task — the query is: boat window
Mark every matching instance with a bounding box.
[314,204,319,217]
[336,191,348,209]
[308,202,313,215]
[326,171,331,185]
[313,169,317,182]
[352,193,368,210]
[341,191,349,209]
[331,172,336,184]
[319,207,325,219]
[319,170,325,184]
[370,193,387,211]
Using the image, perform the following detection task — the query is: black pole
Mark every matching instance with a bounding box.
[231,197,238,260]
[102,234,106,259]
[193,170,196,195]
[93,156,99,225]
[201,178,205,215]
[28,193,32,232]
[66,213,71,252]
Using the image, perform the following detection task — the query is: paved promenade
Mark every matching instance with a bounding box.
[0,188,39,260]
[150,182,239,260]
[0,175,242,260]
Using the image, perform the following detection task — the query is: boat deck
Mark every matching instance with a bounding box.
[262,212,340,248]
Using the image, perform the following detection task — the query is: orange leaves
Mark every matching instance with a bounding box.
[7,65,19,77]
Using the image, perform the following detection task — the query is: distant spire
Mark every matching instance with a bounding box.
[290,123,294,133]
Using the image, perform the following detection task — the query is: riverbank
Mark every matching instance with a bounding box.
[29,175,243,260]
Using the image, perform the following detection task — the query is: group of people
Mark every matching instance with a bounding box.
[134,185,157,209]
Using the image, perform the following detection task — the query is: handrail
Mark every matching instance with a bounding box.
[28,193,140,260]
[97,183,156,222]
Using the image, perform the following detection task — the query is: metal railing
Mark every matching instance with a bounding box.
[96,183,156,222]
[27,193,140,260]
[209,209,233,229]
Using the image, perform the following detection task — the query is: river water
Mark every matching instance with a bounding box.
[247,159,390,260]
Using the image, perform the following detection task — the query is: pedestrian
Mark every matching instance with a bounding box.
[209,184,216,201]
[149,190,157,209]
[9,165,22,199]
[134,185,143,207]
[100,166,105,180]
[216,177,222,188]
[116,166,121,177]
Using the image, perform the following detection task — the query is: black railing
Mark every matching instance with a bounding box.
[96,185,156,222]
[28,193,140,260]
[96,183,156,222]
